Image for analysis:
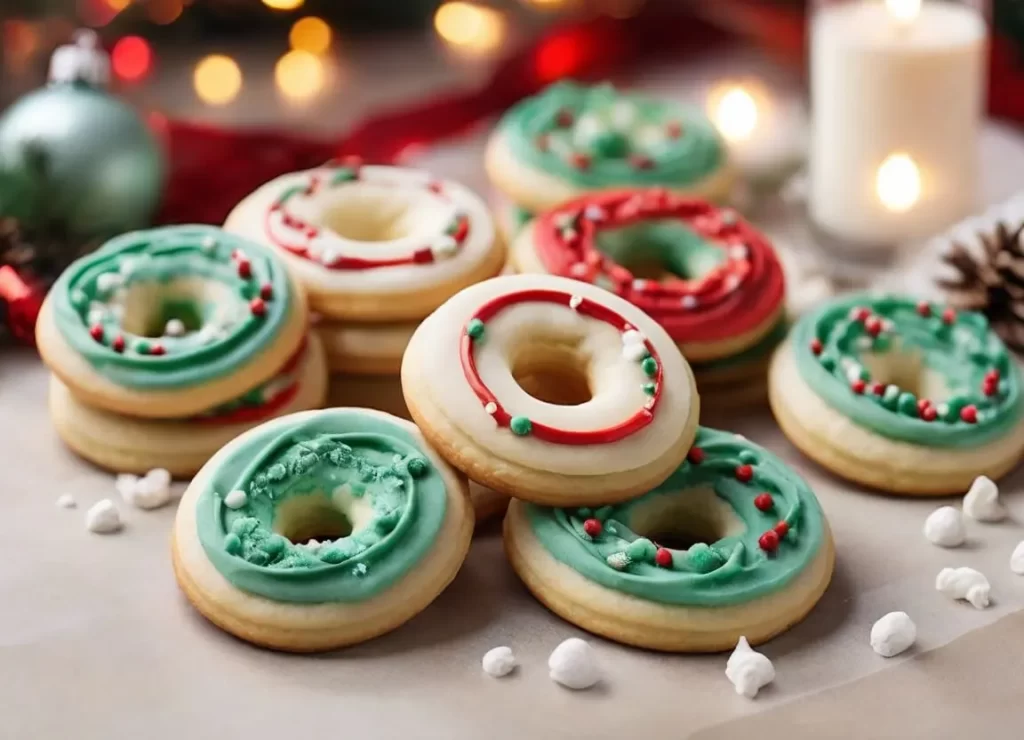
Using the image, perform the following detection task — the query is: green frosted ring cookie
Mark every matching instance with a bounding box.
[504,427,834,652]
[172,408,473,651]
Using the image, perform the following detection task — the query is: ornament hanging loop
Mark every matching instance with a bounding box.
[49,29,110,88]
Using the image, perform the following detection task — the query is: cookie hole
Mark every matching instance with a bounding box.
[117,279,243,338]
[511,342,593,406]
[595,220,726,281]
[323,193,418,242]
[273,495,353,545]
[628,485,744,549]
[860,350,949,402]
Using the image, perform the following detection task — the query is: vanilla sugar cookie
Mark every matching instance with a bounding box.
[172,408,473,652]
[402,274,700,505]
[770,295,1024,494]
[504,427,834,652]
[36,225,308,419]
[314,316,417,375]
[486,81,734,215]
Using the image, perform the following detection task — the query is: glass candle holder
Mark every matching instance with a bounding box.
[809,0,988,267]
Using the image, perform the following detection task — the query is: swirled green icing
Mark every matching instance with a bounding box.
[526,427,826,606]
[50,225,293,389]
[499,81,726,189]
[195,409,447,603]
[793,294,1022,447]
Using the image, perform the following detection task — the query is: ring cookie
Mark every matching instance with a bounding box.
[770,294,1024,494]
[504,427,834,652]
[172,408,473,652]
[402,274,700,505]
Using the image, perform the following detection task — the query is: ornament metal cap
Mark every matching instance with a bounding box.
[49,30,110,88]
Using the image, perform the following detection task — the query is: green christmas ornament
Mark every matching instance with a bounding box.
[0,30,166,242]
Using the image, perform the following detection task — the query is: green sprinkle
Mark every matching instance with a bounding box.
[466,318,485,340]
[626,537,657,562]
[897,392,918,416]
[687,543,725,574]
[510,416,532,436]
[819,355,836,372]
[641,356,658,377]
[260,535,288,557]
[224,533,242,555]
[319,547,347,564]
[134,340,150,354]
[642,382,657,395]
[881,385,900,409]
[406,457,429,478]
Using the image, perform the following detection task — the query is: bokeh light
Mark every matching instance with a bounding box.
[193,54,242,106]
[275,50,325,103]
[434,2,506,56]
[709,85,759,143]
[111,35,153,82]
[876,153,922,213]
[105,0,132,11]
[2,20,40,68]
[289,17,332,54]
[148,0,183,25]
[262,0,305,10]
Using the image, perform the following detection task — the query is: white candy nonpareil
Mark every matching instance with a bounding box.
[85,499,122,534]
[224,490,248,510]
[1010,541,1024,575]
[962,475,1006,522]
[117,468,174,510]
[548,638,600,690]
[935,567,991,609]
[870,611,917,657]
[725,636,775,699]
[164,318,186,337]
[923,506,966,548]
[56,494,77,509]
[481,646,517,678]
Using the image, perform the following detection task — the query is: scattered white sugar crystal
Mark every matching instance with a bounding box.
[725,636,775,699]
[56,494,77,509]
[85,499,122,534]
[224,490,248,509]
[482,646,517,678]
[164,318,186,337]
[548,638,600,690]
[870,612,917,657]
[936,567,991,609]
[118,468,173,510]
[1010,542,1024,575]
[923,506,966,548]
[962,476,1006,523]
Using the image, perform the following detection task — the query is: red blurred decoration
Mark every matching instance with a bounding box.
[0,266,43,345]
[112,36,153,83]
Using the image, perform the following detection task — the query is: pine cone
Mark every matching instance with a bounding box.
[937,220,1024,351]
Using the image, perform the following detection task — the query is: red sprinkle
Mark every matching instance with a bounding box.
[774,521,790,538]
[582,518,602,538]
[809,338,823,355]
[427,180,443,194]
[735,464,753,483]
[451,218,470,243]
[150,344,165,356]
[983,380,998,397]
[985,369,1001,383]
[89,324,104,342]
[921,406,938,422]
[754,493,774,512]
[629,154,654,170]
[687,447,705,465]
[851,379,866,394]
[865,316,883,336]
[237,259,252,279]
[555,108,574,127]
[759,530,780,552]
[260,283,274,300]
[851,306,871,322]
[250,298,266,317]
[570,152,591,170]
[112,335,125,353]
[916,301,932,318]
[960,405,978,424]
[942,307,956,325]
[871,382,886,396]
[917,398,932,413]
[666,121,682,138]
[654,548,673,568]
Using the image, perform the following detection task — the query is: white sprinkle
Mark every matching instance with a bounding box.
[118,257,138,276]
[729,244,749,260]
[622,342,648,362]
[1010,541,1024,575]
[85,499,122,534]
[725,636,775,699]
[115,474,139,498]
[568,295,583,310]
[164,318,186,337]
[570,262,589,278]
[936,567,991,609]
[923,506,966,548]
[224,490,248,509]
[845,364,864,383]
[70,289,88,307]
[87,307,107,326]
[606,552,631,570]
[621,329,645,346]
[484,402,498,415]
[723,274,741,292]
[721,210,739,226]
[870,612,917,657]
[963,475,1007,522]
[96,273,123,292]
[936,403,950,418]
[56,494,77,509]
[431,235,458,260]
[644,397,655,410]
[548,638,600,690]
[681,295,698,309]
[610,100,638,129]
[583,205,607,222]
[482,647,517,678]
[320,247,339,266]
[632,279,648,292]
[119,468,173,510]
[201,235,217,252]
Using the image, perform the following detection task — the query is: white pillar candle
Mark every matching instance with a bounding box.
[809,0,986,249]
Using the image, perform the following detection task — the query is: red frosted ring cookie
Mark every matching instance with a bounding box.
[510,189,786,362]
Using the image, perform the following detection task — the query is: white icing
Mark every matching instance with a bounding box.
[870,611,916,657]
[1011,541,1024,575]
[936,567,991,609]
[56,494,77,509]
[481,646,517,677]
[224,490,248,509]
[725,636,775,698]
[85,499,122,534]
[962,475,1006,522]
[411,274,695,475]
[117,469,174,510]
[923,506,966,548]
[548,638,600,690]
[227,165,497,297]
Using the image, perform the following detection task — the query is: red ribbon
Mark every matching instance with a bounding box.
[0,265,43,345]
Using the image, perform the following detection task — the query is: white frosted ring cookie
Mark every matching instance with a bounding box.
[402,274,700,505]
[224,161,505,322]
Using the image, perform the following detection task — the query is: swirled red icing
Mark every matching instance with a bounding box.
[458,289,664,445]
[531,190,785,343]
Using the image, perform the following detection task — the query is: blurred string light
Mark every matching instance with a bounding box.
[434,1,506,57]
[106,0,132,11]
[289,17,332,55]
[148,0,183,25]
[194,54,242,106]
[111,35,153,82]
[262,0,305,10]
[519,0,575,9]
[275,49,325,103]
[2,20,41,69]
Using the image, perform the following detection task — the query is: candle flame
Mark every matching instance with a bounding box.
[885,0,921,24]
[711,85,759,143]
[876,153,921,213]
